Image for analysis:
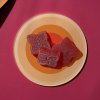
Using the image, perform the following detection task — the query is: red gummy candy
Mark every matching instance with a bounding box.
[53,37,81,65]
[37,47,61,67]
[27,31,51,55]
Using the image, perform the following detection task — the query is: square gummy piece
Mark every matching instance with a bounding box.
[52,37,81,65]
[27,31,51,55]
[37,47,61,67]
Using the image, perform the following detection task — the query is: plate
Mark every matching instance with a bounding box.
[14,13,87,86]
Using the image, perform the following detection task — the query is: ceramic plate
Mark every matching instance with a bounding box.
[14,13,87,86]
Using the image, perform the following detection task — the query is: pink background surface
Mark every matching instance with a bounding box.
[0,0,100,100]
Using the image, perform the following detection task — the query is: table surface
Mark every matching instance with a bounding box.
[0,0,100,100]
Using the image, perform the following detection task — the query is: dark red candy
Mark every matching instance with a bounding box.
[27,31,51,55]
[53,37,81,65]
[37,47,61,67]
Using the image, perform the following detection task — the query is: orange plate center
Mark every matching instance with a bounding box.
[26,25,72,74]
